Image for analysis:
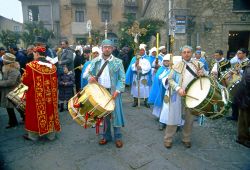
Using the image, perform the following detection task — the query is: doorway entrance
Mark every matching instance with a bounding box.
[227,31,250,59]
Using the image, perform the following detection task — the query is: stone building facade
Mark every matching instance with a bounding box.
[0,16,24,47]
[141,0,250,57]
[188,0,250,57]
[20,0,142,45]
[141,0,168,47]
[19,0,61,41]
[60,0,142,45]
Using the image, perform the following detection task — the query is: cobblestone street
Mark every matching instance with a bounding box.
[0,90,250,170]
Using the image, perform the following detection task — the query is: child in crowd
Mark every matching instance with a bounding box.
[58,65,75,112]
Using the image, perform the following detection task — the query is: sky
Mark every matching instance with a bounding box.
[0,0,23,23]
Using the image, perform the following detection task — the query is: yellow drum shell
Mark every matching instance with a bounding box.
[68,83,115,127]
[6,83,28,114]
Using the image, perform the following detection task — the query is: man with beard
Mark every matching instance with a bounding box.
[88,39,125,148]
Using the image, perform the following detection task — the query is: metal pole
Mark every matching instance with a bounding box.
[50,0,54,32]
[105,20,108,39]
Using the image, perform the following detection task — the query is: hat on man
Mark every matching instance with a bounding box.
[75,45,82,51]
[139,44,147,50]
[163,54,171,61]
[33,46,46,53]
[92,46,100,53]
[2,53,16,63]
[34,36,46,45]
[159,46,165,51]
[150,47,157,53]
[196,46,201,49]
[195,50,201,55]
[101,39,114,46]
[0,47,5,51]
[9,44,18,51]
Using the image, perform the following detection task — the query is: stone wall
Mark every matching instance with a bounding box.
[141,0,168,48]
[141,0,250,56]
[188,0,250,56]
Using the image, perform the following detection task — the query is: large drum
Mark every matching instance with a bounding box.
[6,83,28,114]
[218,69,241,100]
[185,77,229,119]
[68,83,115,128]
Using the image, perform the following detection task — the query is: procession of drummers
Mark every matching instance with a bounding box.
[0,39,250,149]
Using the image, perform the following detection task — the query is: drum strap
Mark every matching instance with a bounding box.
[186,64,198,78]
[96,60,109,79]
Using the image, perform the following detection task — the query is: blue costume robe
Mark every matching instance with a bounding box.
[149,55,163,66]
[80,61,91,89]
[125,54,152,87]
[148,66,170,107]
[197,58,209,71]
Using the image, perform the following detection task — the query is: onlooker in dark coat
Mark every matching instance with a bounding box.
[9,44,28,75]
[26,45,34,63]
[118,47,130,71]
[58,65,75,112]
[74,50,85,92]
[0,53,23,128]
[58,40,74,74]
[234,62,250,148]
[0,47,5,72]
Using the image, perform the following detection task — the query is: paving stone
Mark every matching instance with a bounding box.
[0,90,249,169]
[76,152,130,170]
[114,144,157,169]
[137,157,180,170]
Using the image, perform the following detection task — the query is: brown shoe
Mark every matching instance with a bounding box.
[236,139,250,148]
[182,141,191,148]
[99,138,108,145]
[115,140,123,148]
[164,142,172,148]
[23,134,32,141]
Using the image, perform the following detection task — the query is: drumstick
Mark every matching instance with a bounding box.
[185,94,199,101]
[198,63,203,90]
[73,65,82,70]
[103,97,113,108]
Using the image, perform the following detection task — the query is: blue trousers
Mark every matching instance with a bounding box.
[102,114,122,141]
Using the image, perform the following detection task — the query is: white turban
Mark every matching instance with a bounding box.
[159,46,165,51]
[150,47,157,53]
[139,44,147,50]
[163,54,171,61]
[92,46,100,53]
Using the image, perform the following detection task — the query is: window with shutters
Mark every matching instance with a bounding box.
[101,11,110,22]
[75,6,84,22]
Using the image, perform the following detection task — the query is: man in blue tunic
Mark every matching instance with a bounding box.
[88,39,125,148]
[148,54,171,129]
[125,44,152,108]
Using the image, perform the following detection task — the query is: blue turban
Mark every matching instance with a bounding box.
[101,39,114,46]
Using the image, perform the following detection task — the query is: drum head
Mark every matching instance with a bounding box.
[185,77,211,108]
[84,83,115,111]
